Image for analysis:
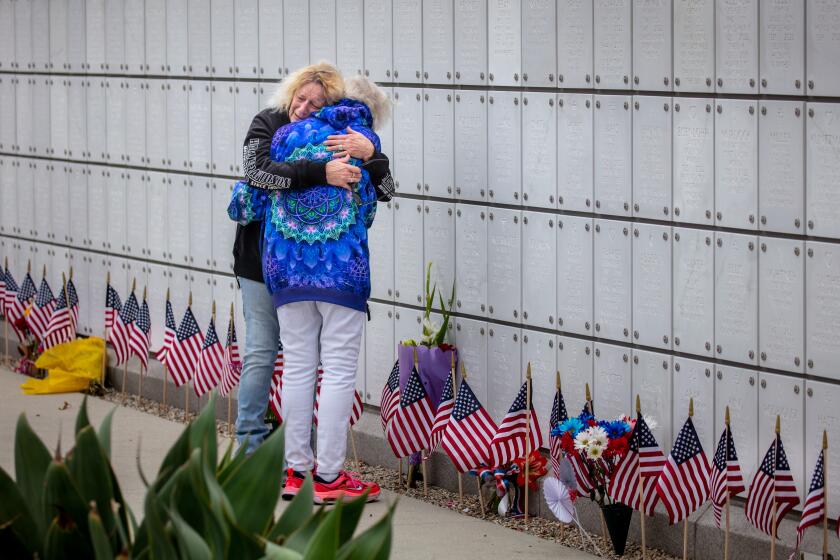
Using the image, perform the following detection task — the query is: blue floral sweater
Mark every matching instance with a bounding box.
[228,99,380,312]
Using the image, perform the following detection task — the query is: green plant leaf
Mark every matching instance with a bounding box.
[88,510,114,560]
[227,510,268,559]
[268,475,313,542]
[282,509,325,554]
[169,450,228,557]
[97,406,117,459]
[0,466,42,556]
[189,393,218,471]
[301,501,340,560]
[14,413,51,535]
[142,485,179,559]
[168,507,213,560]
[43,461,90,538]
[336,504,394,560]
[262,541,304,560]
[154,419,193,489]
[43,515,93,560]
[67,427,117,543]
[217,440,249,487]
[75,396,92,436]
[336,494,366,547]
[221,426,284,535]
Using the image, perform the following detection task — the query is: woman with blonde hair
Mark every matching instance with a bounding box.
[232,63,394,491]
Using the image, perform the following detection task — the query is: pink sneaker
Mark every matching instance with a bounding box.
[313,471,381,504]
[282,468,306,501]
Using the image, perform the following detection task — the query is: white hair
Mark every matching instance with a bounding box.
[344,76,392,131]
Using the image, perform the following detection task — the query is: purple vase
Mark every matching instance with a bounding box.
[397,344,458,407]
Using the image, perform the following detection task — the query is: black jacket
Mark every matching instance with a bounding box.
[232,107,394,282]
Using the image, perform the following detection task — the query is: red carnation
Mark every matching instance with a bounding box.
[560,432,575,454]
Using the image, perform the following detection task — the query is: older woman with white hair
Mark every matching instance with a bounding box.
[233,64,394,467]
[231,63,393,503]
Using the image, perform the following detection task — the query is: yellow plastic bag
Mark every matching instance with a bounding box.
[21,337,105,395]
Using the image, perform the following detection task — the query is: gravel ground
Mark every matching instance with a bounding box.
[100,389,677,560]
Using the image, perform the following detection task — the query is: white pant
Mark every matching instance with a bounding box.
[277,300,364,477]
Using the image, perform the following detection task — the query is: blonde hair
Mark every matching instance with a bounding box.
[344,76,392,131]
[270,62,345,113]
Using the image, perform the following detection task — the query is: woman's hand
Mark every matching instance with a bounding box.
[325,154,362,190]
[325,127,375,161]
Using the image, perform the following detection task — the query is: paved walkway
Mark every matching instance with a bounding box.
[0,368,595,559]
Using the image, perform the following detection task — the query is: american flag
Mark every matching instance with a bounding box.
[218,315,241,397]
[268,342,285,422]
[2,267,17,319]
[489,381,544,467]
[380,360,401,432]
[194,315,224,396]
[129,297,151,371]
[167,305,203,387]
[26,276,55,341]
[709,424,745,528]
[0,264,6,316]
[104,283,122,330]
[8,271,36,339]
[745,433,800,535]
[654,417,710,524]
[109,291,138,366]
[440,380,498,473]
[385,365,435,458]
[429,375,455,452]
[549,386,569,478]
[42,279,79,349]
[795,448,826,549]
[155,297,176,365]
[311,365,361,427]
[609,413,666,516]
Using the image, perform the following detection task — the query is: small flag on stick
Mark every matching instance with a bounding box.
[219,303,241,397]
[655,399,711,524]
[155,289,176,365]
[489,378,544,468]
[745,417,800,536]
[440,366,497,473]
[709,407,746,528]
[386,356,435,458]
[380,360,401,432]
[194,303,224,396]
[167,295,203,387]
[795,432,827,550]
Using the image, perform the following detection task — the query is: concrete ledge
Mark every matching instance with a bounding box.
[6,327,837,560]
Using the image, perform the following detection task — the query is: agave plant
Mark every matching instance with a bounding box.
[0,394,394,559]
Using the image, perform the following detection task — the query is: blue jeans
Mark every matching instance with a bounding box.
[236,277,280,453]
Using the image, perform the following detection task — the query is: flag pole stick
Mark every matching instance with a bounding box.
[227,394,234,438]
[350,426,360,468]
[462,360,482,514]
[587,382,607,542]
[185,291,193,422]
[771,415,780,560]
[122,278,136,403]
[399,457,403,486]
[724,406,732,560]
[414,349,428,497]
[476,474,486,516]
[101,270,110,387]
[162,364,169,413]
[3,257,8,367]
[636,395,647,560]
[524,362,533,524]
[822,430,828,560]
[138,285,148,408]
[682,399,695,560]
[453,354,463,502]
